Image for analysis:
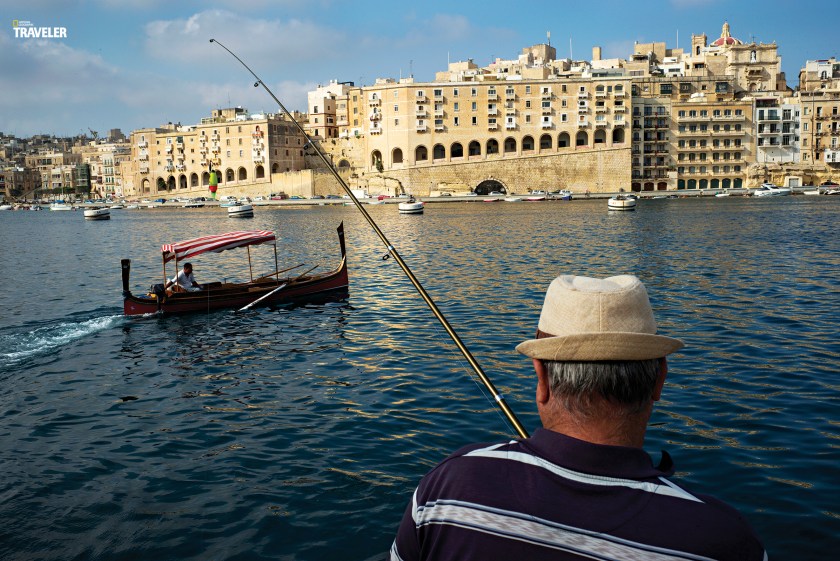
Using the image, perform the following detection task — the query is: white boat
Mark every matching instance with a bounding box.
[227,203,254,218]
[183,201,205,208]
[84,207,111,220]
[398,198,424,214]
[607,193,637,211]
[714,190,730,197]
[125,204,139,209]
[802,188,821,196]
[752,183,791,197]
[110,204,125,209]
[824,188,840,196]
[483,197,502,203]
[50,202,74,211]
[504,196,523,202]
[524,191,547,201]
[0,204,12,211]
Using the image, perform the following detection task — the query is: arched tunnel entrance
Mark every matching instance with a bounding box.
[473,179,508,196]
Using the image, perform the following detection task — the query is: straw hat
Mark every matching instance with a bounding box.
[516,275,684,361]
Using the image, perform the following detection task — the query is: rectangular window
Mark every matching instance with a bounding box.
[453,117,459,126]
[472,116,477,125]
[453,88,459,97]
[454,102,459,112]
[472,102,477,111]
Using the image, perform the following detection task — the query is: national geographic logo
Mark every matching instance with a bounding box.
[13,19,68,39]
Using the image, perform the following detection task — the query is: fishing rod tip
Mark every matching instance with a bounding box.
[209,38,215,43]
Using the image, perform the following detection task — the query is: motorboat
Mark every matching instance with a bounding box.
[752,183,791,197]
[802,188,821,196]
[483,197,502,203]
[524,190,547,201]
[50,202,74,211]
[110,204,125,209]
[183,200,205,208]
[227,203,254,218]
[121,224,349,315]
[714,190,730,197]
[607,191,637,211]
[84,207,111,220]
[504,196,523,202]
[549,189,573,201]
[0,204,12,211]
[398,197,424,214]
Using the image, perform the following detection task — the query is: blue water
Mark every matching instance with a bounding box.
[0,198,838,560]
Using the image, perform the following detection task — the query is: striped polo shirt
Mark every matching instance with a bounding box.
[391,429,766,561]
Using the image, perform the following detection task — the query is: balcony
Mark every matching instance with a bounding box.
[614,105,626,113]
[253,156,264,164]
[578,120,589,128]
[139,166,149,174]
[595,90,607,98]
[415,109,427,117]
[757,115,781,122]
[505,122,516,130]
[488,122,498,130]
[595,120,609,128]
[138,153,149,161]
[504,91,516,99]
[505,108,517,115]
[434,124,445,131]
[487,92,498,101]
[211,134,220,142]
[595,105,608,113]
[368,97,381,106]
[578,106,589,114]
[176,164,186,171]
[164,165,175,172]
[370,127,382,135]
[252,130,264,138]
[415,93,427,103]
[416,124,428,132]
[252,138,264,146]
[541,121,553,129]
[136,140,148,148]
[541,90,552,99]
[757,128,780,136]
[578,91,588,99]
[434,110,444,118]
[487,108,498,116]
[370,112,382,121]
[434,92,444,101]
[542,106,553,114]
[165,145,173,153]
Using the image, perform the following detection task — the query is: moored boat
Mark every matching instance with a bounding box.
[608,191,637,211]
[0,204,12,211]
[50,202,73,211]
[504,196,523,202]
[122,224,349,315]
[84,207,111,220]
[227,203,253,218]
[752,183,791,197]
[398,197,424,214]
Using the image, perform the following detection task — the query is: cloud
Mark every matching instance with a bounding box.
[144,10,344,69]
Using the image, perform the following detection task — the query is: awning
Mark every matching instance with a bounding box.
[161,230,276,263]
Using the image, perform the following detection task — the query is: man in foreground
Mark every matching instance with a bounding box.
[165,262,202,293]
[391,274,766,560]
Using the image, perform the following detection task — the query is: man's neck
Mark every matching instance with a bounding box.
[541,403,652,448]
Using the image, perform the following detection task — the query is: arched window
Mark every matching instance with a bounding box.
[371,150,383,169]
[433,144,446,159]
[522,135,534,151]
[238,167,247,181]
[451,142,464,158]
[190,173,199,187]
[594,130,607,144]
[179,174,187,189]
[256,165,265,179]
[486,139,499,155]
[142,178,150,193]
[415,146,428,161]
[271,163,280,174]
[167,176,176,190]
[226,168,234,182]
[612,128,625,144]
[503,137,517,153]
[392,148,403,164]
[468,141,481,156]
[631,182,641,192]
[576,131,588,146]
[338,159,351,168]
[539,134,552,150]
[558,132,570,148]
[201,172,209,186]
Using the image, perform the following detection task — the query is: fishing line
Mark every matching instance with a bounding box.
[210,38,528,439]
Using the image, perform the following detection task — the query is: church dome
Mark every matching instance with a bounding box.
[711,21,743,47]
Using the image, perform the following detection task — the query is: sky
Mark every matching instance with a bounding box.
[1,0,836,138]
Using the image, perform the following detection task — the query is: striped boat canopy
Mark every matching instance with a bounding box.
[161,230,276,263]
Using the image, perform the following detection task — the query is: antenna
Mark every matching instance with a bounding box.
[547,30,551,46]
[570,37,573,60]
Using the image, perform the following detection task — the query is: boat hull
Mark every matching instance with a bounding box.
[608,197,637,211]
[398,202,424,214]
[228,204,254,217]
[84,208,111,220]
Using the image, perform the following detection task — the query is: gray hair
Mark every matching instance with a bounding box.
[544,359,661,416]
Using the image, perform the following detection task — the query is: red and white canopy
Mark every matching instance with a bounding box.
[161,230,276,263]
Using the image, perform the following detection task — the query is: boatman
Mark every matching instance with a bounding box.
[165,262,202,293]
[391,274,766,561]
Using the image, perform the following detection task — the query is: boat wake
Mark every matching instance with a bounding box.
[0,315,124,367]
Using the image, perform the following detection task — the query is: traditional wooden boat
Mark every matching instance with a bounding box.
[121,223,348,315]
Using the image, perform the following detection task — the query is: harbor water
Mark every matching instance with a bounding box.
[0,196,838,560]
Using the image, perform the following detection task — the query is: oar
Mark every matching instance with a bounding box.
[236,265,319,312]
[212,39,529,439]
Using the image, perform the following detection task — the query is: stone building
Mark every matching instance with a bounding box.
[798,58,840,170]
[122,107,308,198]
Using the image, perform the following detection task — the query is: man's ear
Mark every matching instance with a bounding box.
[534,359,550,405]
[653,357,668,401]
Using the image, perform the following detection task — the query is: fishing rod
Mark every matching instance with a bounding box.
[210,39,529,439]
